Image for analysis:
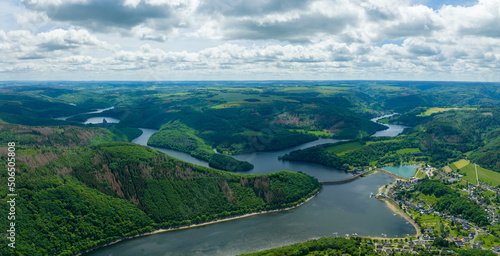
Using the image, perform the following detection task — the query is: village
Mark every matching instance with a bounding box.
[355,164,500,255]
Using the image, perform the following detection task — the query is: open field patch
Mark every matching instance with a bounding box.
[450,159,500,186]
[417,107,477,117]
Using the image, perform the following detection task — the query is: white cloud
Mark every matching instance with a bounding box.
[440,0,500,38]
[0,0,499,81]
[0,28,114,62]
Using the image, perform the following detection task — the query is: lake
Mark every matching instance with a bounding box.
[87,174,414,256]
[83,117,120,124]
[87,119,415,256]
[370,114,409,137]
[382,165,419,178]
[53,106,116,122]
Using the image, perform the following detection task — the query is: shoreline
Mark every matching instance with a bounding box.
[377,197,421,237]
[370,171,421,239]
[375,193,421,239]
[75,189,321,256]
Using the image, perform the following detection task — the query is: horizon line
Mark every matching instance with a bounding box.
[0,79,498,83]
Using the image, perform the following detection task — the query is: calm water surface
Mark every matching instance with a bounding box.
[88,117,415,256]
[382,165,419,178]
[54,106,116,121]
[88,174,414,256]
[84,117,120,124]
[370,114,409,137]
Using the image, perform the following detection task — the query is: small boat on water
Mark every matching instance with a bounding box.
[370,192,374,197]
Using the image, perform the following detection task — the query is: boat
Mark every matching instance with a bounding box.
[370,192,374,197]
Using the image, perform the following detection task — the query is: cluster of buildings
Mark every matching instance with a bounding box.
[375,165,500,254]
[465,183,500,224]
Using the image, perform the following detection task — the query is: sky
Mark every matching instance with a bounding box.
[0,0,499,81]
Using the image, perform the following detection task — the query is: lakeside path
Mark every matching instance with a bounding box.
[75,189,321,256]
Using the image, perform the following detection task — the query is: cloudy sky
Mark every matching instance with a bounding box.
[0,0,499,81]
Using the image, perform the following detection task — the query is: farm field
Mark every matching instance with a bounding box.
[449,160,500,187]
[417,107,477,117]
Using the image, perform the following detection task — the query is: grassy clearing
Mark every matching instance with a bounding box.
[371,85,403,91]
[417,107,477,117]
[454,159,470,169]
[451,159,500,186]
[414,169,427,179]
[210,92,299,109]
[366,139,402,145]
[277,87,316,93]
[289,129,333,137]
[476,234,500,248]
[412,211,443,232]
[239,129,262,136]
[450,180,468,189]
[396,148,421,154]
[276,86,349,95]
[377,117,390,124]
[316,86,350,94]
[417,193,438,204]
[483,190,496,197]
[324,141,365,155]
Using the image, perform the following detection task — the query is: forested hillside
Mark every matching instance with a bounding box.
[282,107,500,171]
[3,81,500,255]
[0,123,321,255]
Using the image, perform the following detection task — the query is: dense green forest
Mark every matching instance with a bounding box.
[282,106,500,171]
[0,123,321,255]
[2,81,500,255]
[146,120,255,171]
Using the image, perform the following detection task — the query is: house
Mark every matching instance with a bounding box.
[492,245,500,252]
